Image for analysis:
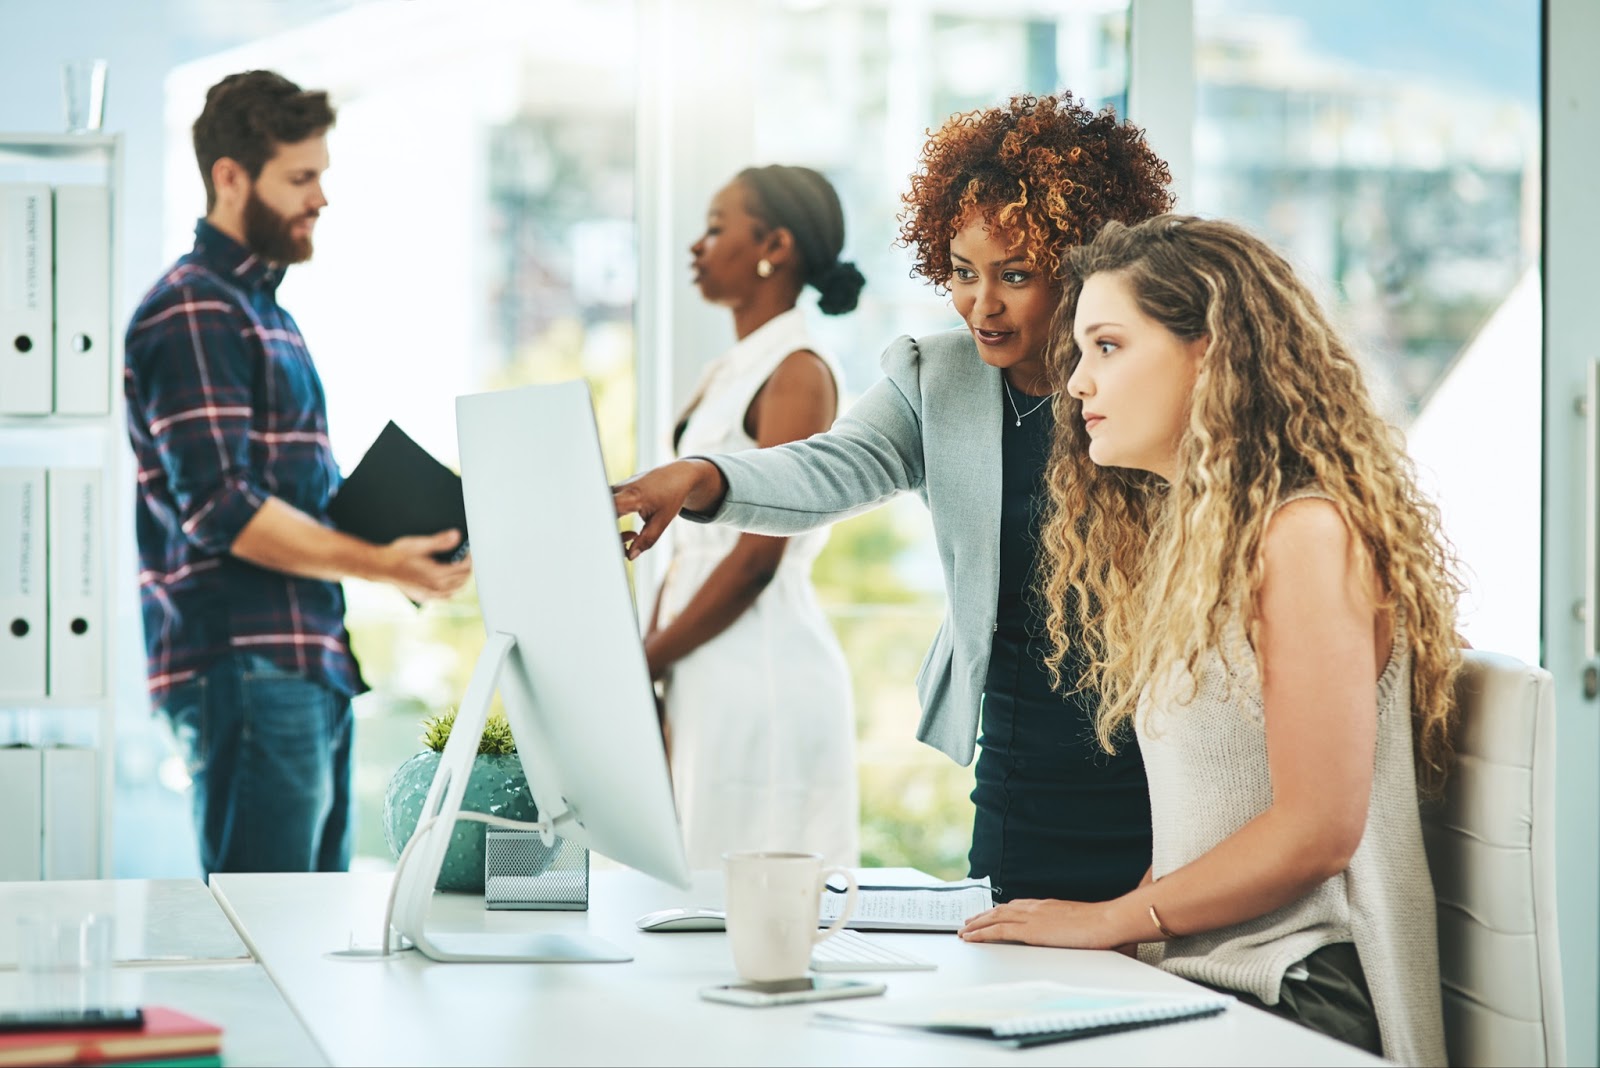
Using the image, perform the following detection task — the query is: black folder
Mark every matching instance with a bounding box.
[327,421,468,563]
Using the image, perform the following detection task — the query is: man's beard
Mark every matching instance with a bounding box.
[243,188,315,265]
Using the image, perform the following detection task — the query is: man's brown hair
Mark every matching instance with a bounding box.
[193,70,336,211]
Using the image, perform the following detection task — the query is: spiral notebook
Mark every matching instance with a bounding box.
[813,980,1231,1048]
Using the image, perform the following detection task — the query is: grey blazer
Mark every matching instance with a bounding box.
[694,328,1005,766]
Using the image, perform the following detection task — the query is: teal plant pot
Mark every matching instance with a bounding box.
[382,750,545,893]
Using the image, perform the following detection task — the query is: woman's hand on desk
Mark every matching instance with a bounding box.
[958,897,1121,950]
[613,459,728,560]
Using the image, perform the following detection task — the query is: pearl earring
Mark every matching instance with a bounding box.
[756,259,773,279]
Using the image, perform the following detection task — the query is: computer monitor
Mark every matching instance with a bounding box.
[388,380,691,963]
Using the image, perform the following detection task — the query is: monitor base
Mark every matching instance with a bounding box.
[415,931,631,963]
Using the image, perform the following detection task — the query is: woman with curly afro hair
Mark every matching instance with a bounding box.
[615,94,1173,904]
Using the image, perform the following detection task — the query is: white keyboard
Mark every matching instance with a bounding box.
[809,929,936,972]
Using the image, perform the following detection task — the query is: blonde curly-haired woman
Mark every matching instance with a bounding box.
[959,215,1461,1066]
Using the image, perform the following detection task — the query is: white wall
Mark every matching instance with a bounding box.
[1406,268,1542,664]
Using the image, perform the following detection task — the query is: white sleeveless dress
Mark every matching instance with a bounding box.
[656,308,860,868]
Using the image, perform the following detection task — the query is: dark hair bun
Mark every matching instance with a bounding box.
[815,260,865,316]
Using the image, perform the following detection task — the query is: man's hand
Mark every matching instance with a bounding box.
[230,499,472,598]
[612,459,726,560]
[375,529,472,602]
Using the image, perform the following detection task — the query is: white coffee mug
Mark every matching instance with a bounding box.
[723,851,858,983]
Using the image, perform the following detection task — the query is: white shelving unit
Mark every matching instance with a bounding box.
[0,133,123,879]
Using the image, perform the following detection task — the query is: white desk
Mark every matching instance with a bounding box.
[0,878,248,966]
[0,878,325,1066]
[0,963,326,1066]
[211,870,1384,1067]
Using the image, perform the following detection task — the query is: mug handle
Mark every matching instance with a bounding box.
[814,867,857,945]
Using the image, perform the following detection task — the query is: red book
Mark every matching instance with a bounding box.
[0,1007,222,1066]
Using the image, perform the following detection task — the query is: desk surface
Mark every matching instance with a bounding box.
[0,878,249,966]
[0,878,321,1067]
[0,962,327,1067]
[211,869,1383,1067]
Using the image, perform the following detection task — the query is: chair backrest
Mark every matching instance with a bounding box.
[1420,649,1565,1067]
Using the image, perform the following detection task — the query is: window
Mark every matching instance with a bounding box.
[142,0,641,873]
[746,0,1131,876]
[1191,0,1541,661]
[132,0,1135,879]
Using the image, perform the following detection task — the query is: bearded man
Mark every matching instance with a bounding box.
[125,70,470,877]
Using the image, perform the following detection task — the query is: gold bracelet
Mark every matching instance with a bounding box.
[1148,904,1180,940]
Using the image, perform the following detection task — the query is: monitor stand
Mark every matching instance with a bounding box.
[388,632,631,963]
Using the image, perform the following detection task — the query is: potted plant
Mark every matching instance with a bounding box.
[381,708,544,893]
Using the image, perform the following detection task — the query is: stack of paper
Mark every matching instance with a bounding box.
[818,877,994,932]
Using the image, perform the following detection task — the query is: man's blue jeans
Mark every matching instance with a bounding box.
[157,653,354,878]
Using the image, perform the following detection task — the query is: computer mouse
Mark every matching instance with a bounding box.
[634,907,727,932]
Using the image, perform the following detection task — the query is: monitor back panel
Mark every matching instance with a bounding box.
[456,380,691,889]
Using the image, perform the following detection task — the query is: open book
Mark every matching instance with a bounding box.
[818,878,994,932]
[814,980,1232,1048]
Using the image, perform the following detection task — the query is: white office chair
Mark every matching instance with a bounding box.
[1420,649,1565,1067]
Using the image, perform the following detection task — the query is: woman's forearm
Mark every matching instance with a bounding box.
[681,458,730,514]
[647,535,787,676]
[1097,805,1358,948]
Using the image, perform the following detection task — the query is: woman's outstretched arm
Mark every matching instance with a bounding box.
[614,335,929,557]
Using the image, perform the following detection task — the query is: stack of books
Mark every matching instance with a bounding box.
[0,1006,222,1066]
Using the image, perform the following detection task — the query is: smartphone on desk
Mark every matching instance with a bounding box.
[0,1006,144,1032]
[700,976,886,1008]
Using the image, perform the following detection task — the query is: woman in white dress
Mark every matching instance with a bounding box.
[646,165,866,868]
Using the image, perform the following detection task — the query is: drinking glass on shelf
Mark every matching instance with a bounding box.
[62,60,108,133]
[16,912,115,1012]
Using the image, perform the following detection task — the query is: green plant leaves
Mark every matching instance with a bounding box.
[419,707,518,756]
